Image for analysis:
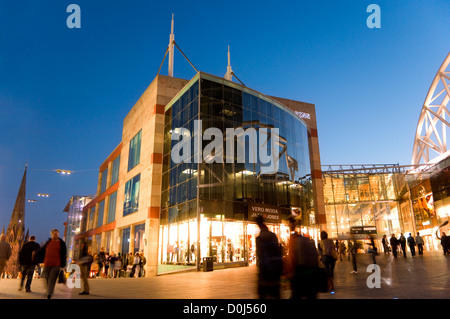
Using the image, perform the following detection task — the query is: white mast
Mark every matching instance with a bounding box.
[168,14,175,77]
[224,45,233,81]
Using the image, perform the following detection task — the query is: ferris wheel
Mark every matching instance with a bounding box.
[412,52,450,166]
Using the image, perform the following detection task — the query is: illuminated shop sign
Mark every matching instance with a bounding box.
[350,226,377,235]
[248,202,281,224]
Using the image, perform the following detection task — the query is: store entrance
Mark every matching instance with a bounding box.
[158,217,292,274]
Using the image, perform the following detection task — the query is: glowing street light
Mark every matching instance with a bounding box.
[27,199,37,203]
[55,169,73,175]
[37,193,50,197]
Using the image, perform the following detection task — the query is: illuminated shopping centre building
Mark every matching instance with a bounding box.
[72,19,450,276]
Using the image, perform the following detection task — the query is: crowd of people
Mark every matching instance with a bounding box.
[254,215,450,300]
[0,229,149,298]
[2,221,450,299]
[90,249,147,279]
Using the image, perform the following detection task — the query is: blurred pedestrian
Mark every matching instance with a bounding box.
[367,235,377,264]
[108,252,117,278]
[97,248,105,277]
[255,215,282,299]
[77,240,93,295]
[415,232,424,255]
[131,252,140,278]
[36,229,67,299]
[440,232,449,255]
[390,234,399,258]
[18,235,40,292]
[407,233,416,257]
[338,241,346,261]
[104,252,110,277]
[0,234,12,279]
[139,252,146,277]
[318,231,336,291]
[349,238,358,274]
[399,233,407,258]
[382,235,389,254]
[284,216,298,284]
[291,233,319,299]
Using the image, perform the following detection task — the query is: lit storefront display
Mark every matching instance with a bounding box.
[323,169,403,239]
[322,163,450,252]
[159,73,314,271]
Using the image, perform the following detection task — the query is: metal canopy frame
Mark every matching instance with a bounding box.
[412,52,450,165]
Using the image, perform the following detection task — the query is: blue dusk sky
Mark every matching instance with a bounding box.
[0,0,449,242]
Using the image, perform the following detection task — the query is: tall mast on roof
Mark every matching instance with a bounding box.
[224,45,233,81]
[168,14,175,77]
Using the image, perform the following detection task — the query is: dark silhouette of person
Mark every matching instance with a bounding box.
[390,234,399,258]
[255,215,282,299]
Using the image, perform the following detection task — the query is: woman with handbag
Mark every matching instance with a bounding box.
[318,231,336,291]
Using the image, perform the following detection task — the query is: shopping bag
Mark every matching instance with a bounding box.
[58,269,66,284]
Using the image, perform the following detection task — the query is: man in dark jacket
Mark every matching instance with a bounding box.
[407,233,416,257]
[399,233,407,258]
[389,234,399,258]
[255,215,282,299]
[18,236,40,292]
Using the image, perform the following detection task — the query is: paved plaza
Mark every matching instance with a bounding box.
[0,251,449,300]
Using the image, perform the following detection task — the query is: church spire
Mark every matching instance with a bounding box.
[5,166,27,277]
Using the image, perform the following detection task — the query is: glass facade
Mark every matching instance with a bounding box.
[124,174,140,217]
[107,191,117,223]
[111,155,120,185]
[159,73,313,270]
[128,130,141,171]
[97,200,105,227]
[323,170,402,239]
[100,168,108,193]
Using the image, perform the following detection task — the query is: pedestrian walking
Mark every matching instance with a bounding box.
[407,233,416,257]
[0,234,12,278]
[440,232,449,255]
[349,238,358,273]
[318,231,336,291]
[390,234,399,258]
[109,252,117,278]
[255,215,282,299]
[97,248,105,277]
[283,216,299,289]
[367,235,378,264]
[35,229,67,299]
[291,233,320,299]
[18,235,40,292]
[139,252,146,277]
[104,252,110,277]
[415,232,424,255]
[399,233,407,258]
[382,235,390,254]
[131,252,140,278]
[77,240,93,295]
[338,241,346,261]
